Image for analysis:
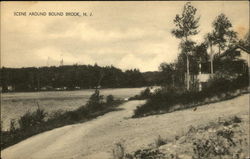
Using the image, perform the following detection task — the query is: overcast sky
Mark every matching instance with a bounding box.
[1,1,249,72]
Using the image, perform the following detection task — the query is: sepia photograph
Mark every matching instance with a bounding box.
[0,1,249,159]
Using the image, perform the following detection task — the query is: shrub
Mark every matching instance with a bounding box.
[129,87,152,100]
[133,148,165,159]
[87,89,104,111]
[231,116,242,123]
[223,116,242,126]
[9,119,17,132]
[2,90,124,150]
[18,108,47,130]
[155,135,167,148]
[193,127,236,159]
[140,87,151,99]
[133,74,249,118]
[107,95,115,104]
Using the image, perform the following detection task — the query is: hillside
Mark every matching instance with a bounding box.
[1,94,249,159]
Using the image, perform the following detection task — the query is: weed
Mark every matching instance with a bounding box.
[9,119,17,132]
[18,108,47,130]
[112,142,126,159]
[133,148,165,159]
[155,135,167,148]
[231,116,242,123]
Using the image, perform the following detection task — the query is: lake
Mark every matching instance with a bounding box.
[1,87,148,131]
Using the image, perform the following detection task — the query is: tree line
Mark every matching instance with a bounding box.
[0,64,163,92]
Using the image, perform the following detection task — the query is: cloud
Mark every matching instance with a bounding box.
[1,1,249,71]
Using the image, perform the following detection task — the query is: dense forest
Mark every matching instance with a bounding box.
[0,64,162,92]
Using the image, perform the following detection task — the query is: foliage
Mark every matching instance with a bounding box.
[159,63,176,85]
[112,142,126,159]
[133,74,248,117]
[171,2,200,90]
[133,148,165,159]
[1,92,124,150]
[210,13,238,54]
[0,65,148,92]
[18,108,47,130]
[127,115,247,159]
[155,135,167,148]
[129,87,152,100]
[192,118,243,159]
[238,32,250,50]
[159,45,210,87]
[86,89,104,111]
[193,135,233,159]
[106,95,115,104]
[171,2,200,39]
[9,119,17,133]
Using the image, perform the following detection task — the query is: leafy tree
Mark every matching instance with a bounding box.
[205,33,217,74]
[172,2,200,90]
[205,13,237,74]
[188,42,209,75]
[193,42,209,63]
[159,63,176,86]
[211,13,237,54]
[239,32,250,50]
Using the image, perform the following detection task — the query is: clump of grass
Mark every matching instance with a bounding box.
[231,116,242,123]
[127,115,247,159]
[193,128,235,159]
[223,116,242,126]
[112,141,126,159]
[18,108,47,130]
[133,148,165,159]
[192,116,244,159]
[155,135,167,148]
[9,119,17,133]
[129,87,152,100]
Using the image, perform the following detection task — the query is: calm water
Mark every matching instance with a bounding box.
[1,87,147,131]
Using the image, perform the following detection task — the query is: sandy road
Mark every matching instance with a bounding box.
[1,94,249,159]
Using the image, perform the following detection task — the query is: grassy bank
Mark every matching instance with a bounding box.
[112,115,249,159]
[1,90,125,150]
[133,74,249,118]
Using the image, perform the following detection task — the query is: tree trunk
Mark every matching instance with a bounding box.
[186,55,190,91]
[218,43,221,55]
[210,43,214,75]
[185,36,190,91]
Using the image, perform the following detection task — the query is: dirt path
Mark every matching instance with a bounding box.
[1,94,249,159]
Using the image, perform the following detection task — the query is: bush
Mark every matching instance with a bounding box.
[107,95,115,104]
[129,87,152,100]
[231,116,242,123]
[193,128,236,159]
[18,108,47,130]
[9,119,17,132]
[87,89,104,111]
[133,148,165,159]
[155,135,167,148]
[140,87,151,99]
[2,90,124,150]
[133,74,249,118]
